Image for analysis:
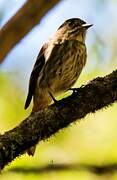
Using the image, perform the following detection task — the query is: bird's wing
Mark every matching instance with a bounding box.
[25,44,47,109]
[25,39,80,109]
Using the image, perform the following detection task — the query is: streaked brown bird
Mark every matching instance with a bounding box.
[25,18,92,156]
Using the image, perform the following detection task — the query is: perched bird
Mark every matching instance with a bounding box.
[25,18,92,156]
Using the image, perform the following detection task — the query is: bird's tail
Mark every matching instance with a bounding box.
[27,93,51,156]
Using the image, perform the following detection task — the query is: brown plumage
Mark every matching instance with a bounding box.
[25,18,92,156]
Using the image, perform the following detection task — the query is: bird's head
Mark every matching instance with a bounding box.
[58,18,93,43]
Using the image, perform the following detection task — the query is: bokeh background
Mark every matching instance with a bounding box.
[0,0,117,179]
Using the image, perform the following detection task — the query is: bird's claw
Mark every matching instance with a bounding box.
[68,88,79,93]
[68,85,85,94]
[80,84,85,88]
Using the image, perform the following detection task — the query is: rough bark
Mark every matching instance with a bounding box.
[0,0,61,62]
[0,70,117,170]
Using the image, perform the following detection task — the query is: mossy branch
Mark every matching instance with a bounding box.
[0,70,117,170]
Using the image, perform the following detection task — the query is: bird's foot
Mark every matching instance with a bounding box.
[68,85,85,93]
[48,91,58,103]
[68,88,79,93]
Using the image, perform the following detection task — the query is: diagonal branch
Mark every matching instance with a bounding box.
[0,0,61,62]
[0,69,117,170]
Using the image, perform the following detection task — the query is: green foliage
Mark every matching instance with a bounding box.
[0,73,30,132]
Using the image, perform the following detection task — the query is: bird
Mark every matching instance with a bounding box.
[25,18,92,156]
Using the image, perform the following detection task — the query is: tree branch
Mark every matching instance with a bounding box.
[8,163,117,175]
[0,0,61,62]
[0,70,117,170]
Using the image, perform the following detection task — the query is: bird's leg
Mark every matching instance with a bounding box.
[48,91,58,103]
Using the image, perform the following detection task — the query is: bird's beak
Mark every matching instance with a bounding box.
[82,24,93,29]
